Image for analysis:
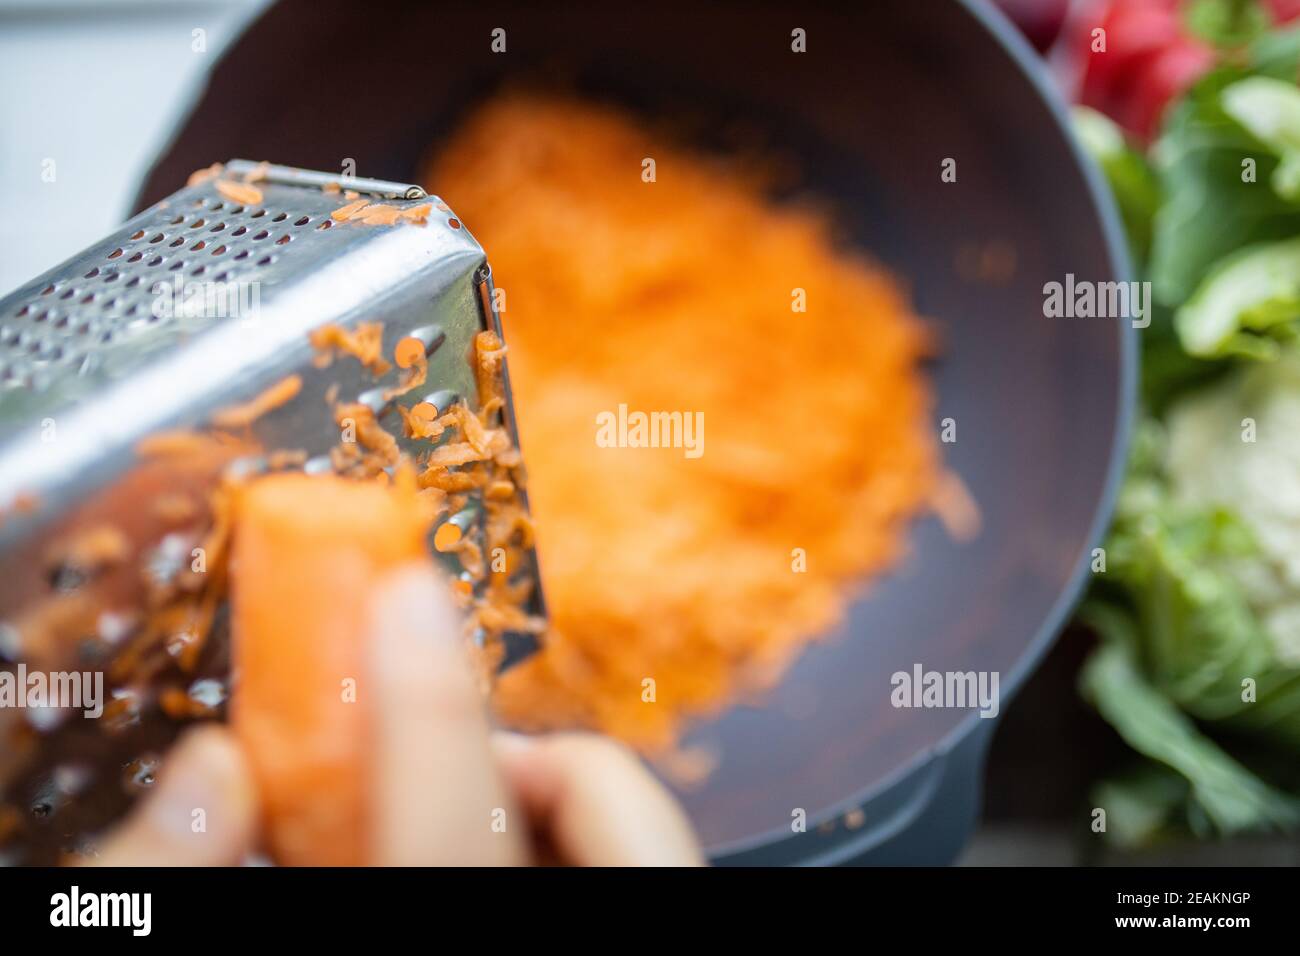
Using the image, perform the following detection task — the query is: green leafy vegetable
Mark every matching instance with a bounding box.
[1075,16,1300,849]
[1184,0,1270,49]
[1090,763,1192,849]
[1150,69,1300,308]
[1080,636,1300,837]
[1222,75,1300,198]
[1175,237,1300,358]
[1081,415,1300,841]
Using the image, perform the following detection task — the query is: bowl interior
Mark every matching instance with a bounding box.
[139,0,1130,857]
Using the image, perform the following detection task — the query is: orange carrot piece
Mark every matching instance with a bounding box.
[230,473,434,866]
[309,322,391,376]
[187,163,223,187]
[210,374,302,429]
[331,199,370,222]
[215,180,264,206]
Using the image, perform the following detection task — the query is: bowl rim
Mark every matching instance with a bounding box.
[707,0,1138,863]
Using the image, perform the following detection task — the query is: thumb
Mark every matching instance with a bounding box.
[366,564,525,865]
[86,726,257,866]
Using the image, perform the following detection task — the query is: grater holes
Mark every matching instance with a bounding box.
[448,218,461,230]
[3,192,346,386]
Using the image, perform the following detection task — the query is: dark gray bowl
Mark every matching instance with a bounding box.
[138,0,1134,865]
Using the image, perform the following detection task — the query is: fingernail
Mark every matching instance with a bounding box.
[368,565,468,697]
[370,564,459,653]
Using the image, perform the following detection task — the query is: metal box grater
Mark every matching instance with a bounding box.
[0,161,543,861]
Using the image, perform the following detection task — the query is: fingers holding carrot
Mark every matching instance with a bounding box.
[366,565,525,865]
[89,520,701,865]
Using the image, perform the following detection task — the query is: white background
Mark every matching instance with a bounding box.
[0,0,272,296]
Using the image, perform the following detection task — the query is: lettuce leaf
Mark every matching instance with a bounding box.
[1080,421,1300,841]
[1150,70,1300,308]
[1149,26,1300,309]
[1079,635,1300,838]
[1175,237,1300,359]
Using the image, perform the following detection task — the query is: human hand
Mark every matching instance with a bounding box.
[89,565,702,867]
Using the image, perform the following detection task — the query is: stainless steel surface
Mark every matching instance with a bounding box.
[224,160,429,200]
[0,159,541,641]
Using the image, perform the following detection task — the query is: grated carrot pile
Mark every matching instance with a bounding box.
[427,94,942,751]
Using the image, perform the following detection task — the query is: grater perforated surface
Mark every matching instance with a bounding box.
[0,162,497,527]
[0,163,543,864]
[0,158,542,650]
[1,197,330,389]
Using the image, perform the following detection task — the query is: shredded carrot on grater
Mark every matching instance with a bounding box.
[187,163,223,187]
[214,180,264,206]
[309,322,391,376]
[210,374,302,430]
[428,93,945,751]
